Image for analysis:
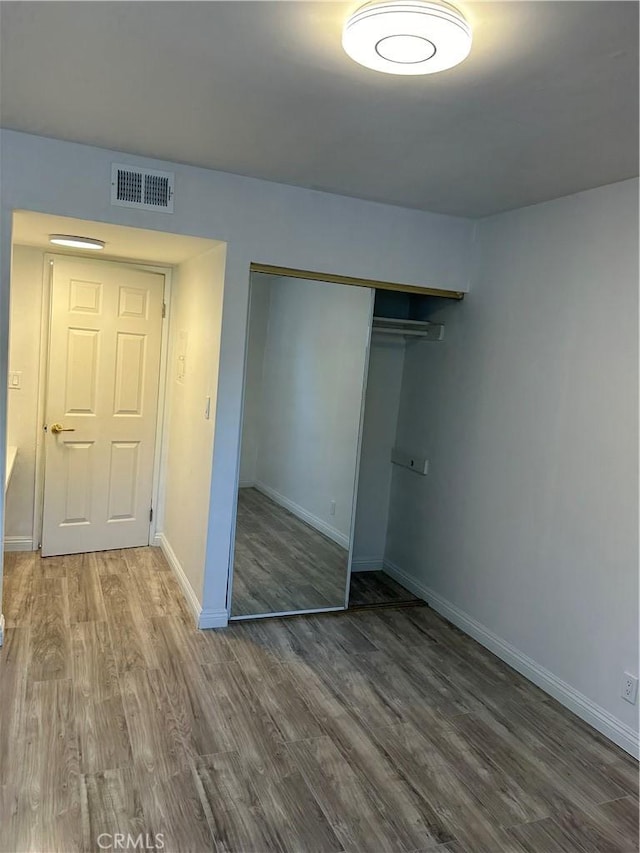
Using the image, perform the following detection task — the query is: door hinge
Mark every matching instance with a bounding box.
[149,506,153,523]
[162,302,166,319]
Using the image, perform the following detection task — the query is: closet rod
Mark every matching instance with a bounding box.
[373,328,440,338]
[372,316,444,340]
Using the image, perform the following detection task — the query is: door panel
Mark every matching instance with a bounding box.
[114,333,146,414]
[107,441,140,521]
[65,327,100,413]
[41,256,164,557]
[61,441,93,525]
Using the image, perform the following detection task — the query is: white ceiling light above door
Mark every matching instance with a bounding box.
[49,234,105,250]
[342,0,472,75]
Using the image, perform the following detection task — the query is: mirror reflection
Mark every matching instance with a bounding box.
[231,272,373,618]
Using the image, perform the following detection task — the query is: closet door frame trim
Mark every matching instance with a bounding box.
[249,263,465,300]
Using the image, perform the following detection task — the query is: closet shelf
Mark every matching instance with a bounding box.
[372,316,444,340]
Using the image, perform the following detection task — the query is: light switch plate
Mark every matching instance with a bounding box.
[176,330,188,383]
[8,371,21,389]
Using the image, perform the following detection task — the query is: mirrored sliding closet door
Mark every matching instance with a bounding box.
[230,272,374,619]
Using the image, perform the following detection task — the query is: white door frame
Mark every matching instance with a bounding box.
[32,253,172,552]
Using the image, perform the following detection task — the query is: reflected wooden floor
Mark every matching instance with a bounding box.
[232,488,348,616]
[1,547,638,853]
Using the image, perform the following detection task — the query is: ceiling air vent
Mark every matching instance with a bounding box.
[111,164,174,213]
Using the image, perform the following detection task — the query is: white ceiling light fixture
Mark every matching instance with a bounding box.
[342,0,472,75]
[49,234,105,250]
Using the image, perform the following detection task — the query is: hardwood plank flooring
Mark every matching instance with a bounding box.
[232,488,349,616]
[348,570,422,609]
[1,547,638,853]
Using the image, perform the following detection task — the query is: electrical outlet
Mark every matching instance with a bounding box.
[621,672,638,704]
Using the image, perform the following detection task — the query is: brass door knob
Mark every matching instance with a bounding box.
[50,423,76,434]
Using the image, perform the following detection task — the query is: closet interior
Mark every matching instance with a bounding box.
[229,270,461,620]
[349,288,452,609]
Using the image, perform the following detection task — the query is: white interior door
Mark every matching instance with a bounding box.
[41,256,164,557]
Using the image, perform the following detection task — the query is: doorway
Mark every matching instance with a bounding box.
[226,266,464,622]
[40,255,165,556]
[4,211,225,625]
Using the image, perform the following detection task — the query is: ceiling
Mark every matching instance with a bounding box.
[12,211,220,264]
[1,1,637,218]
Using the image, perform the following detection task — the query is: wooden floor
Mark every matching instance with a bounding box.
[348,571,422,609]
[232,488,348,616]
[1,548,638,853]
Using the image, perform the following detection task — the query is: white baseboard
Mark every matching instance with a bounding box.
[350,557,384,572]
[155,533,202,628]
[238,480,255,489]
[383,559,640,759]
[3,537,36,552]
[255,481,349,550]
[198,609,229,629]
[155,533,229,631]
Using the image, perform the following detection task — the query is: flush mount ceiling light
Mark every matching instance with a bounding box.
[49,234,105,250]
[342,0,472,75]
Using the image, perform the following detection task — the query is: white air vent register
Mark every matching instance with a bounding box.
[111,164,174,213]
